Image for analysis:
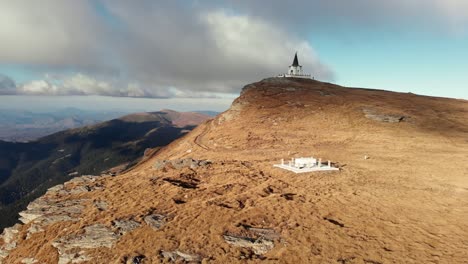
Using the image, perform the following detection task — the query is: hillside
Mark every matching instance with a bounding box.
[0,110,211,231]
[1,78,467,263]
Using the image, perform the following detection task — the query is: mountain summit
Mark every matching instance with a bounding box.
[1,78,467,263]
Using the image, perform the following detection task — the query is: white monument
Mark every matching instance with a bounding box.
[274,156,339,173]
[278,52,312,79]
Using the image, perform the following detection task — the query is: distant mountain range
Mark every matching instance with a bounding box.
[0,108,127,142]
[0,109,212,230]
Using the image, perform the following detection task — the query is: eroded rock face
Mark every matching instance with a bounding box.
[18,175,109,242]
[0,223,22,263]
[19,198,86,225]
[52,224,119,264]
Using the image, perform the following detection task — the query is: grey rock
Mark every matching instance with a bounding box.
[21,258,38,264]
[19,198,85,224]
[1,224,21,244]
[69,185,92,194]
[53,224,118,264]
[112,219,141,235]
[57,251,91,264]
[53,224,119,251]
[93,200,108,211]
[144,214,167,230]
[67,175,99,185]
[47,184,65,194]
[0,224,22,263]
[154,159,212,170]
[245,227,281,240]
[161,250,201,263]
[0,249,9,260]
[223,235,274,255]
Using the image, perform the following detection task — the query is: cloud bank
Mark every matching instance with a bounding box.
[0,0,467,98]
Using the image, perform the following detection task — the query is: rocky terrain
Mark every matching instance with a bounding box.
[1,78,467,263]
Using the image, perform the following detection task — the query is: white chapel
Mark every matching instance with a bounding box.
[278,52,312,79]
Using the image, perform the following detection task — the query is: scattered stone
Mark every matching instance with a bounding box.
[160,250,201,263]
[47,184,65,193]
[363,109,406,123]
[93,200,108,211]
[244,227,281,240]
[69,185,92,194]
[127,255,145,264]
[223,235,274,255]
[56,251,91,264]
[67,175,99,185]
[154,158,211,170]
[112,219,141,235]
[144,214,167,230]
[21,258,38,264]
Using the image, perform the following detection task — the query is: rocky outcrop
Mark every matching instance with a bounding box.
[0,224,22,263]
[153,158,211,170]
[52,224,118,264]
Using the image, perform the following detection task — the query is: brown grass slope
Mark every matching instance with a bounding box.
[2,78,468,263]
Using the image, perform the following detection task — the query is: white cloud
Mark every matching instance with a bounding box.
[0,1,467,98]
[18,80,59,95]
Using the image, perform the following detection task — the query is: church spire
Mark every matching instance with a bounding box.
[292,52,299,67]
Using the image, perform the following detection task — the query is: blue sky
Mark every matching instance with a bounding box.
[0,0,467,113]
[311,29,468,99]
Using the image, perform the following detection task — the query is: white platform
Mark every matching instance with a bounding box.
[273,164,339,173]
